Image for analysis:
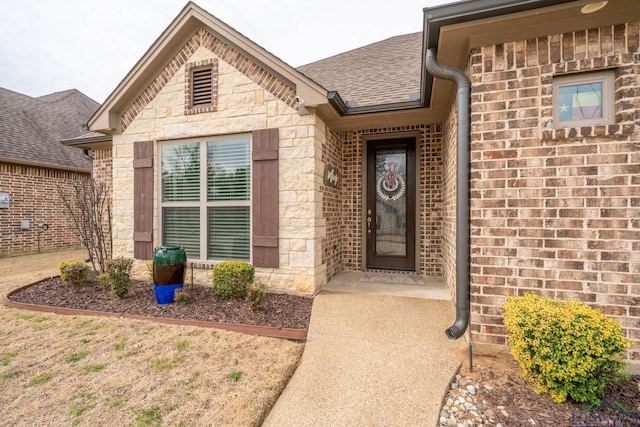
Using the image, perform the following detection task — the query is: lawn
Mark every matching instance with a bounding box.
[0,251,304,426]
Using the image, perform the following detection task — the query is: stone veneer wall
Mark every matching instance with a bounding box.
[112,35,323,294]
[468,22,640,359]
[0,162,88,256]
[340,125,443,276]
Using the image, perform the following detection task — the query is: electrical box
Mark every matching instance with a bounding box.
[0,193,8,208]
[20,220,30,230]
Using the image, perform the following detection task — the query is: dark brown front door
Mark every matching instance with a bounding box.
[366,137,416,270]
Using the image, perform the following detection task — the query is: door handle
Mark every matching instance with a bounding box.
[367,216,372,233]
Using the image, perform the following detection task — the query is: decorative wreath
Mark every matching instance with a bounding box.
[376,163,406,201]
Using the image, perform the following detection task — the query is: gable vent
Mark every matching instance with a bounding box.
[191,67,213,106]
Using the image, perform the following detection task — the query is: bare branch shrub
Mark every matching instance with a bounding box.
[58,179,112,273]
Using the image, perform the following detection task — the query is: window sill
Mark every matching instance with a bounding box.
[542,123,635,141]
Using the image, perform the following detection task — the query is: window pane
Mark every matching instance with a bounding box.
[208,207,250,260]
[163,207,200,259]
[558,82,603,122]
[207,138,250,201]
[162,142,200,202]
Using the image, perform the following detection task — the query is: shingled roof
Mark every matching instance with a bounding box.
[0,88,99,172]
[297,32,422,108]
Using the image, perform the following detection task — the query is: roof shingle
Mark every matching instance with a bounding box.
[0,88,99,171]
[297,32,422,107]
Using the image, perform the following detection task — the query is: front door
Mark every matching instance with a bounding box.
[366,137,416,270]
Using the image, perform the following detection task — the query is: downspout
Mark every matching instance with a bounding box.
[424,48,471,340]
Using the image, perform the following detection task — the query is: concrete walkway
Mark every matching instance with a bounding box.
[264,272,467,426]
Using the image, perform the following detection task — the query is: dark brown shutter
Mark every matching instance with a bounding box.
[252,129,279,268]
[133,141,154,259]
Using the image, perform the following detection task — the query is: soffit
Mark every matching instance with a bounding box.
[428,0,640,114]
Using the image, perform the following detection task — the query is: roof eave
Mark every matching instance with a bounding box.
[421,0,578,108]
[0,157,91,174]
[61,134,113,150]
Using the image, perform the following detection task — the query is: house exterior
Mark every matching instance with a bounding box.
[0,88,99,256]
[77,0,640,359]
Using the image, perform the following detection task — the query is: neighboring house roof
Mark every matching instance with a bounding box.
[298,32,422,108]
[0,87,98,172]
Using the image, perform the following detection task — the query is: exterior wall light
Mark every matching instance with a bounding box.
[581,1,608,14]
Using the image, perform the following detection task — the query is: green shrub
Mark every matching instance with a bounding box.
[246,282,267,311]
[212,261,254,299]
[104,257,134,298]
[174,289,190,306]
[59,262,89,289]
[97,273,108,288]
[503,293,630,403]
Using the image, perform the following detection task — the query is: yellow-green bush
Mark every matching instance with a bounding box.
[503,293,630,403]
[247,282,267,311]
[212,261,254,299]
[59,262,89,289]
[103,257,133,298]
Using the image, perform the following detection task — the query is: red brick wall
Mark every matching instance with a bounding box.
[442,104,458,300]
[468,22,640,359]
[0,162,90,257]
[322,129,343,281]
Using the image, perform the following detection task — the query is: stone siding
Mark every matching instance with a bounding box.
[468,22,640,359]
[0,162,88,257]
[111,35,323,294]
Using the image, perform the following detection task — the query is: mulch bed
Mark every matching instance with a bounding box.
[460,353,640,427]
[7,277,313,331]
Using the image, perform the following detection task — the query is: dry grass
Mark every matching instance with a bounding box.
[0,250,304,427]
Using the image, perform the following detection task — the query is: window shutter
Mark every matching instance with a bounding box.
[252,129,279,268]
[133,141,154,259]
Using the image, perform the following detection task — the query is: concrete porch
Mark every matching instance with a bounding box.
[320,271,452,300]
[264,271,466,426]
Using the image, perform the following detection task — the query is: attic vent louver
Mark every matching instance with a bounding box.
[191,67,213,106]
[185,59,218,115]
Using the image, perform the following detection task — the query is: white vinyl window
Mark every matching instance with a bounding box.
[552,71,614,128]
[160,136,251,261]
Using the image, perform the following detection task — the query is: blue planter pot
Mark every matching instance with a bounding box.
[153,283,183,304]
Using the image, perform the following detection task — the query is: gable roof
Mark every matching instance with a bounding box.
[89,1,328,135]
[298,32,422,110]
[0,88,98,172]
[87,0,640,135]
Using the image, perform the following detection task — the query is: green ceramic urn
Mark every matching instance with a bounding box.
[152,245,186,286]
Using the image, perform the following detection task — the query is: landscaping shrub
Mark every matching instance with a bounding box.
[503,293,630,403]
[247,282,267,311]
[59,262,89,289]
[104,257,134,298]
[174,288,190,306]
[212,261,254,299]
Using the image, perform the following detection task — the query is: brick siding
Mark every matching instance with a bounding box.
[0,162,89,257]
[339,125,443,276]
[467,22,640,359]
[322,128,343,280]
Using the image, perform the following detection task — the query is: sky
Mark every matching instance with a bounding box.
[0,0,452,103]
